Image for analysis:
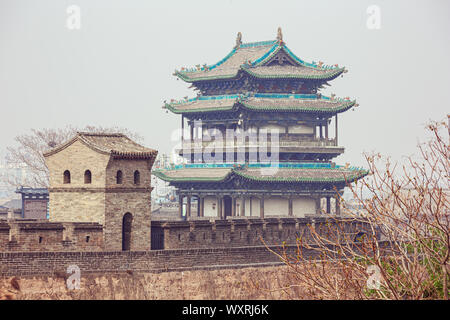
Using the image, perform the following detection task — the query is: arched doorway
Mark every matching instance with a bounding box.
[122,213,132,251]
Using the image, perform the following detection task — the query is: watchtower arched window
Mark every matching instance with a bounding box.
[116,170,123,184]
[63,170,71,184]
[134,170,140,185]
[84,170,92,184]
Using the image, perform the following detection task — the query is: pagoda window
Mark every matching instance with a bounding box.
[84,170,92,184]
[63,170,71,184]
[134,170,140,185]
[116,170,123,184]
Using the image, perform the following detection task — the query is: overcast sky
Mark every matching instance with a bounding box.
[0,0,449,168]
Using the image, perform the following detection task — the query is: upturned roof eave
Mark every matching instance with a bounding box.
[164,99,356,115]
[152,167,369,184]
[175,66,346,83]
[43,133,157,159]
[174,40,346,83]
[152,169,232,182]
[233,169,369,184]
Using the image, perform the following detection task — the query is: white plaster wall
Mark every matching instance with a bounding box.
[259,124,285,133]
[288,125,314,134]
[203,196,316,217]
[249,196,261,217]
[264,196,289,216]
[292,197,316,217]
[203,196,219,217]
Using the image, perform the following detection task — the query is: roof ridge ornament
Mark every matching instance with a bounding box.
[235,32,242,48]
[276,27,283,44]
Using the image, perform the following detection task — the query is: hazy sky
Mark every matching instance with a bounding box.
[1,0,449,168]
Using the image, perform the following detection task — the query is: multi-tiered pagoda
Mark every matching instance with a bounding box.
[154,29,367,219]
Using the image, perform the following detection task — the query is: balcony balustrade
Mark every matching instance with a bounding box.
[181,134,338,150]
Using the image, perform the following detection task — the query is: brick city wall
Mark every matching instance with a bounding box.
[0,217,374,277]
[0,220,103,252]
[0,245,302,276]
[0,217,368,252]
[152,217,369,249]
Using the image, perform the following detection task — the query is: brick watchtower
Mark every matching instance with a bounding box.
[43,132,157,251]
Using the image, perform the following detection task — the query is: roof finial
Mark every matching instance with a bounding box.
[235,32,242,48]
[276,27,283,43]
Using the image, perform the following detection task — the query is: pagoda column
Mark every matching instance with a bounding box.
[240,194,245,217]
[200,197,205,217]
[326,196,331,214]
[335,195,341,216]
[325,121,329,139]
[335,114,338,146]
[181,115,184,142]
[178,195,183,219]
[197,196,202,217]
[315,197,321,215]
[319,124,323,139]
[259,196,264,219]
[231,196,236,217]
[288,197,293,216]
[186,195,191,218]
[217,196,222,219]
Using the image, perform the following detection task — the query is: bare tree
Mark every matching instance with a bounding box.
[265,119,449,300]
[4,125,143,188]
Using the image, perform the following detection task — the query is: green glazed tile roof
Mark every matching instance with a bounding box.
[152,164,368,184]
[174,37,345,82]
[44,132,157,159]
[164,93,356,115]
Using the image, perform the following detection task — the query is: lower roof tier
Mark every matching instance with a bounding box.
[164,93,356,116]
[153,162,368,185]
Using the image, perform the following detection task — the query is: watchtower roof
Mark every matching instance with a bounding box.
[153,163,368,184]
[174,29,346,83]
[164,93,357,115]
[43,132,157,160]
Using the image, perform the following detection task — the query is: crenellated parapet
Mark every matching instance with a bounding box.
[151,217,371,250]
[0,220,103,252]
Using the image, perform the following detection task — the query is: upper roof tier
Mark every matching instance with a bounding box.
[174,29,346,84]
[164,93,357,115]
[43,132,157,160]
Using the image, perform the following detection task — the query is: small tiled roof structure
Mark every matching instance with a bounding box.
[16,187,49,196]
[43,132,157,160]
[153,164,368,184]
[173,34,346,83]
[165,93,356,115]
